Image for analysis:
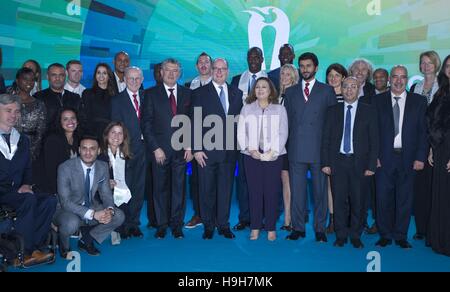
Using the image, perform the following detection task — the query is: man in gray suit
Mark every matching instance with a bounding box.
[54,136,125,258]
[284,52,337,242]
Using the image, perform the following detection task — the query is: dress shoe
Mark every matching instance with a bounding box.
[202,229,214,240]
[59,246,72,260]
[375,238,392,247]
[333,238,347,247]
[233,221,250,231]
[218,228,235,239]
[172,229,184,239]
[267,231,276,241]
[78,240,100,256]
[31,250,54,263]
[129,227,144,238]
[250,229,260,240]
[119,228,130,240]
[365,224,378,235]
[286,231,305,240]
[315,232,327,243]
[280,225,293,232]
[155,228,167,239]
[413,233,425,240]
[185,215,202,229]
[146,222,158,229]
[350,238,364,249]
[326,214,335,234]
[395,239,412,249]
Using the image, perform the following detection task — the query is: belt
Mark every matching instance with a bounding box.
[393,148,402,154]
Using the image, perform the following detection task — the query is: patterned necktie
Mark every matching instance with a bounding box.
[393,96,400,137]
[304,82,310,102]
[248,74,257,93]
[132,94,140,120]
[168,88,177,116]
[2,133,11,152]
[84,168,91,208]
[343,105,352,153]
[218,86,227,114]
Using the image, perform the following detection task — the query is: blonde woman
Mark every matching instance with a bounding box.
[278,64,299,231]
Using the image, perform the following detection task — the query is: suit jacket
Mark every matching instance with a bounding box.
[0,133,32,193]
[363,82,376,98]
[375,91,428,172]
[57,157,113,219]
[142,84,192,158]
[191,82,243,163]
[111,89,144,153]
[268,67,281,92]
[321,102,379,174]
[0,74,5,94]
[230,75,241,88]
[284,80,337,163]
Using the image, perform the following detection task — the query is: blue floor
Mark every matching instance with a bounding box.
[14,198,450,272]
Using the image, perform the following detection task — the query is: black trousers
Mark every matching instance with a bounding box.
[331,154,364,240]
[127,141,146,228]
[198,161,235,231]
[189,160,201,217]
[152,155,187,231]
[0,192,56,254]
[413,160,432,235]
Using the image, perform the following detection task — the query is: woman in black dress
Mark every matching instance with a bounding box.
[426,54,450,256]
[81,63,117,139]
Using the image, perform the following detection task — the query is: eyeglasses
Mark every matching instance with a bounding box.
[213,67,228,72]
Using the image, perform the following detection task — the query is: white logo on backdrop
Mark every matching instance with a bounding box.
[244,6,290,71]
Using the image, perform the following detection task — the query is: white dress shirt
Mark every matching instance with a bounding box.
[392,91,407,148]
[115,72,127,93]
[80,160,95,220]
[302,78,316,96]
[164,83,178,104]
[212,81,229,113]
[340,100,358,154]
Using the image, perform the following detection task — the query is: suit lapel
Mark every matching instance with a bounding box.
[336,103,344,140]
[91,162,103,200]
[176,84,185,114]
[402,93,413,139]
[384,93,395,138]
[74,158,85,199]
[123,91,139,123]
[208,83,226,117]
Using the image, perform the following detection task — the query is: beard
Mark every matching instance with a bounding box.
[301,71,316,81]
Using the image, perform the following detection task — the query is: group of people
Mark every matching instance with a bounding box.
[0,45,449,269]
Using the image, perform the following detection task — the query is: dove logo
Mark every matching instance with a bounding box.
[244,7,290,71]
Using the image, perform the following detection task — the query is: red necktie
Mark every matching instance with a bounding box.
[304,82,310,102]
[132,93,140,120]
[168,88,177,116]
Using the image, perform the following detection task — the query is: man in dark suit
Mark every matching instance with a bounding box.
[111,66,146,239]
[284,52,337,242]
[0,94,56,266]
[374,65,428,249]
[321,77,379,248]
[268,44,296,92]
[192,58,243,239]
[34,63,80,135]
[55,136,125,257]
[142,58,193,239]
[230,47,266,231]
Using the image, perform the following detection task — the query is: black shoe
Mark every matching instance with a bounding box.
[59,247,71,259]
[413,233,425,240]
[286,231,306,240]
[350,238,364,249]
[78,240,100,256]
[155,228,167,239]
[375,238,392,247]
[218,228,235,239]
[129,227,144,238]
[333,238,347,247]
[395,239,412,249]
[315,232,327,243]
[146,222,158,229]
[281,225,293,232]
[119,229,130,240]
[202,229,214,240]
[365,224,378,235]
[172,229,184,239]
[233,222,249,231]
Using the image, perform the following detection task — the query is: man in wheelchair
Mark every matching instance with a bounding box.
[0,94,57,267]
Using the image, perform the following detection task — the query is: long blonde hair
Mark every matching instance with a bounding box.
[279,64,299,95]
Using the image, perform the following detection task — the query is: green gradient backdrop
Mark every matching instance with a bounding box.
[0,0,449,87]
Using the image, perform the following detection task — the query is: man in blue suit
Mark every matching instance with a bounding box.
[268,44,296,92]
[192,58,243,240]
[0,94,56,267]
[284,52,337,242]
[374,65,428,249]
[111,66,146,239]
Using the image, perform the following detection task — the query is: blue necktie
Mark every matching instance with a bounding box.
[343,105,352,153]
[219,85,227,114]
[84,168,91,208]
[248,74,257,93]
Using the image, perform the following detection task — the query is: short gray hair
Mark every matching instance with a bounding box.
[161,58,182,71]
[124,66,143,78]
[390,65,408,77]
[0,94,21,107]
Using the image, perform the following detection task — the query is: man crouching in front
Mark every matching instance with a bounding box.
[54,135,125,258]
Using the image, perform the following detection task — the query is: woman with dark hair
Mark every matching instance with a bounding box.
[22,59,42,95]
[41,107,80,194]
[9,67,47,161]
[238,77,288,241]
[326,63,348,103]
[426,54,450,256]
[80,63,118,139]
[99,122,132,244]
